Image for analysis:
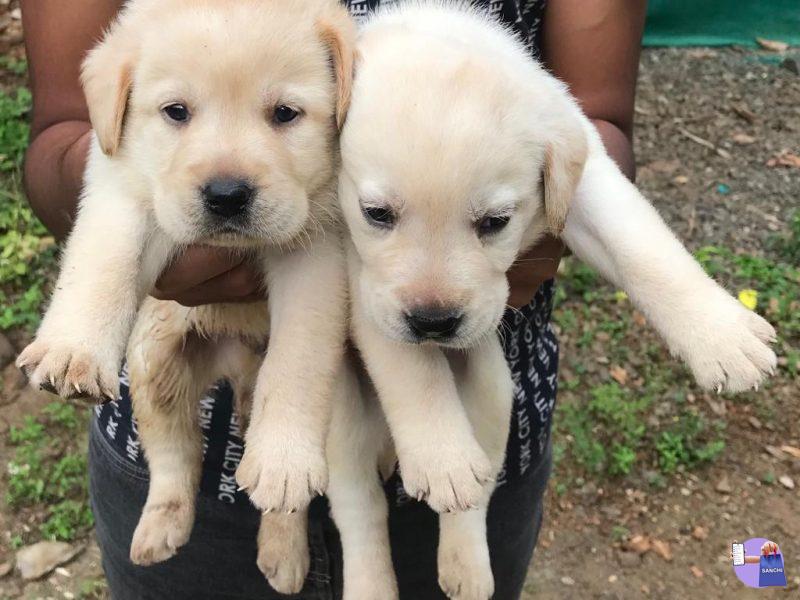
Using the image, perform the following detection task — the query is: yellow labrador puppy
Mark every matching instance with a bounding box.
[264,2,778,599]
[17,0,354,587]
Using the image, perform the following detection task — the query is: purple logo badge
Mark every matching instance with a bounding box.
[732,538,787,588]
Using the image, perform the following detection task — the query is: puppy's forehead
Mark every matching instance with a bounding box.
[135,2,330,96]
[344,45,534,205]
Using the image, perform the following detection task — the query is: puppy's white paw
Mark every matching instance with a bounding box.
[438,542,494,600]
[17,338,120,402]
[236,428,327,513]
[399,440,492,513]
[257,523,310,595]
[130,499,194,566]
[676,290,777,393]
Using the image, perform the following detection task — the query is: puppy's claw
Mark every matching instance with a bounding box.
[39,381,57,395]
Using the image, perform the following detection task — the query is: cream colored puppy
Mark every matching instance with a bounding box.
[311,2,777,599]
[16,0,355,586]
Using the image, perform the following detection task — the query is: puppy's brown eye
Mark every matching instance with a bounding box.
[274,105,299,124]
[477,215,510,237]
[162,103,190,123]
[362,205,395,229]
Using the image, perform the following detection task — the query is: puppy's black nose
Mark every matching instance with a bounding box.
[202,178,253,218]
[405,307,463,340]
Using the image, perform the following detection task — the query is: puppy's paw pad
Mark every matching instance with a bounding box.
[400,445,492,513]
[129,500,194,566]
[438,549,494,600]
[237,440,327,513]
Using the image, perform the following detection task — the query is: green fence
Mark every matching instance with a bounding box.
[644,0,800,47]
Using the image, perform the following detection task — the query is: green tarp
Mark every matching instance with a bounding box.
[644,0,800,47]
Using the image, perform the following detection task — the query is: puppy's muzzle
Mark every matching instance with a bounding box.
[405,306,463,341]
[202,178,253,219]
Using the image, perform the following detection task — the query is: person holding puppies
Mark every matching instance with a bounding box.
[21,0,645,598]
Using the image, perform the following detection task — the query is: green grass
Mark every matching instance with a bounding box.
[655,412,726,474]
[6,402,93,543]
[550,233,799,486]
[768,210,800,265]
[0,56,29,77]
[553,379,725,479]
[78,578,108,600]
[695,245,800,343]
[0,86,31,172]
[0,86,57,332]
[696,243,800,378]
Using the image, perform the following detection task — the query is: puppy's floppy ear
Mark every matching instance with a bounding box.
[542,114,588,235]
[316,7,357,130]
[80,22,137,156]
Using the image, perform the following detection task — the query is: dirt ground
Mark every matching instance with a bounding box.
[1,2,799,597]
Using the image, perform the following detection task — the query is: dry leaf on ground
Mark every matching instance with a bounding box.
[766,151,800,168]
[756,37,789,52]
[609,365,628,385]
[652,539,673,561]
[625,535,651,555]
[780,446,800,459]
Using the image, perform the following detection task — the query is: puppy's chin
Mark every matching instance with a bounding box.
[200,233,266,249]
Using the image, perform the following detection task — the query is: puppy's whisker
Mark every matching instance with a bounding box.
[504,304,533,329]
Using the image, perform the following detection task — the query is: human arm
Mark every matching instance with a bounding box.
[506,0,646,308]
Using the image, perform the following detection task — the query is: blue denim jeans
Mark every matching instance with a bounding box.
[88,417,551,600]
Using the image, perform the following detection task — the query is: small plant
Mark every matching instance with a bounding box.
[0,87,31,172]
[611,525,630,542]
[41,499,95,541]
[0,84,58,332]
[555,383,650,477]
[768,210,800,264]
[655,412,725,474]
[6,402,93,542]
[558,259,600,301]
[0,56,29,76]
[78,578,108,600]
[696,245,799,342]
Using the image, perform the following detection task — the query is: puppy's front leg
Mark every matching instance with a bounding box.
[17,144,170,400]
[562,128,777,393]
[437,336,513,600]
[351,301,492,513]
[236,233,347,513]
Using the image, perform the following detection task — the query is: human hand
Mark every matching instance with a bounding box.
[761,541,780,556]
[506,235,565,308]
[152,246,264,306]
